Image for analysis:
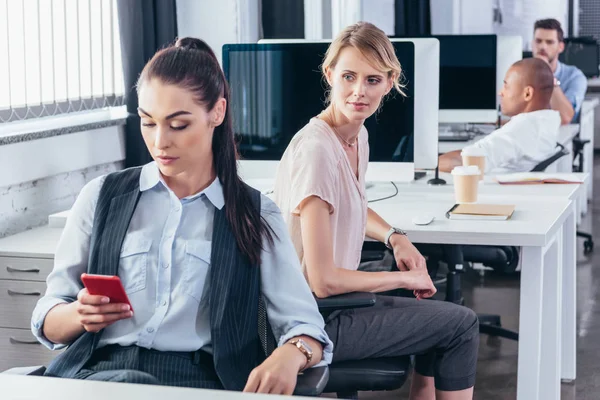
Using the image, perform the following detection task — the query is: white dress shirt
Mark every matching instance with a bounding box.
[463,109,561,174]
[31,162,333,365]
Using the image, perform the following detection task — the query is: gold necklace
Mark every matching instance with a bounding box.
[321,112,358,147]
[332,126,358,147]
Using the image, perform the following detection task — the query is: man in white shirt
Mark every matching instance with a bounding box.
[439,58,561,174]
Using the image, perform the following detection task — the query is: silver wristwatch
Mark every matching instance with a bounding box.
[384,227,407,249]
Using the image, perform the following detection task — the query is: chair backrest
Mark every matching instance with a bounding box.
[530,142,570,172]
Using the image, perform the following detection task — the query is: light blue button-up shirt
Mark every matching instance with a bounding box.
[31,162,332,365]
[555,61,588,122]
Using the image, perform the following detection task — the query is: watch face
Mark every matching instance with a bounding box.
[299,339,313,354]
[394,227,407,236]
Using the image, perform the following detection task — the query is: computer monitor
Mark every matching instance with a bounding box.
[496,36,523,99]
[223,41,416,182]
[256,38,440,171]
[560,37,600,78]
[434,35,497,124]
[389,38,440,170]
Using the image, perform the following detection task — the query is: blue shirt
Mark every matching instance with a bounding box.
[31,162,333,365]
[555,61,588,122]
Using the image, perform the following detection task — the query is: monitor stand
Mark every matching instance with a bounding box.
[366,171,427,189]
[427,167,446,185]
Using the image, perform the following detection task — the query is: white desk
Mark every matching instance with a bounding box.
[366,192,573,400]
[438,124,580,174]
[395,172,589,221]
[0,374,280,400]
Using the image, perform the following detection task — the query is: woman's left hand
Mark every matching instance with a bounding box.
[390,234,427,271]
[243,344,305,395]
[390,234,435,300]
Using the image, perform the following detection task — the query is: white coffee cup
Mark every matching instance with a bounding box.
[451,165,481,203]
[461,147,486,181]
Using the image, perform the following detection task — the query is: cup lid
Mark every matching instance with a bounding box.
[451,165,481,176]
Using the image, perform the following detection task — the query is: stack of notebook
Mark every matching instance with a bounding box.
[495,173,584,185]
[446,204,516,221]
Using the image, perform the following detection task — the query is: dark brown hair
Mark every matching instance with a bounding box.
[136,37,274,265]
[534,18,564,42]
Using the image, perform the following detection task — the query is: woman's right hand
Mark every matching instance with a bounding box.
[75,288,133,333]
[402,268,437,299]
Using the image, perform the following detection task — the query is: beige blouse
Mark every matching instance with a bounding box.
[273,118,369,278]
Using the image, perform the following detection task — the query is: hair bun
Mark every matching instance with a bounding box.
[175,37,204,50]
[174,37,218,62]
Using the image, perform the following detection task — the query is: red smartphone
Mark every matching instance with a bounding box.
[81,273,133,311]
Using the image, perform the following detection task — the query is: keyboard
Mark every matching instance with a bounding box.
[438,131,473,142]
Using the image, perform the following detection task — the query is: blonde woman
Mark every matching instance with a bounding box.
[274,22,478,400]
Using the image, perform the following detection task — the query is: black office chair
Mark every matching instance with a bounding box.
[315,292,411,399]
[417,244,519,342]
[572,136,594,254]
[2,296,330,397]
[530,142,569,172]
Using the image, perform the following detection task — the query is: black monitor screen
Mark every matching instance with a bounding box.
[560,38,600,78]
[222,42,415,162]
[436,35,497,110]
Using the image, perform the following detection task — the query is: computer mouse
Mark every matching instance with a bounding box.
[412,214,434,226]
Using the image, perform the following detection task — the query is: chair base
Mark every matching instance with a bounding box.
[478,314,519,341]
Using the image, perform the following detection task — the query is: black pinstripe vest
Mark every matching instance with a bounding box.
[45,167,265,391]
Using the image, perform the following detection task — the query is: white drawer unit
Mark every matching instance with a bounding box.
[0,226,63,372]
[0,327,61,372]
[0,280,46,329]
[0,257,54,282]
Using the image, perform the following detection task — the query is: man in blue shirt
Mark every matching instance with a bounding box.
[532,18,588,124]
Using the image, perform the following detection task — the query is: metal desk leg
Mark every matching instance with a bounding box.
[517,245,544,400]
[562,204,577,381]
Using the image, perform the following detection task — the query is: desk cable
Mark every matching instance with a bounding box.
[367,181,399,203]
[264,182,399,203]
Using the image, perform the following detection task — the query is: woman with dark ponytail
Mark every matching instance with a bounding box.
[31,37,332,393]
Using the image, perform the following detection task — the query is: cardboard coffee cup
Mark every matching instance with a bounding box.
[451,165,481,203]
[461,147,486,181]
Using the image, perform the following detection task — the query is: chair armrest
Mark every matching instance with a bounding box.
[314,292,376,312]
[2,366,46,375]
[360,250,386,263]
[294,366,329,397]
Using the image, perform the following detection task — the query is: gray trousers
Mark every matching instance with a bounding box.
[323,260,479,391]
[72,344,223,389]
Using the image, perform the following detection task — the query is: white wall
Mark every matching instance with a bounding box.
[304,0,333,39]
[0,120,126,238]
[361,0,395,36]
[494,0,569,50]
[0,162,122,238]
[430,0,569,44]
[431,0,494,34]
[176,0,260,65]
[329,0,394,37]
